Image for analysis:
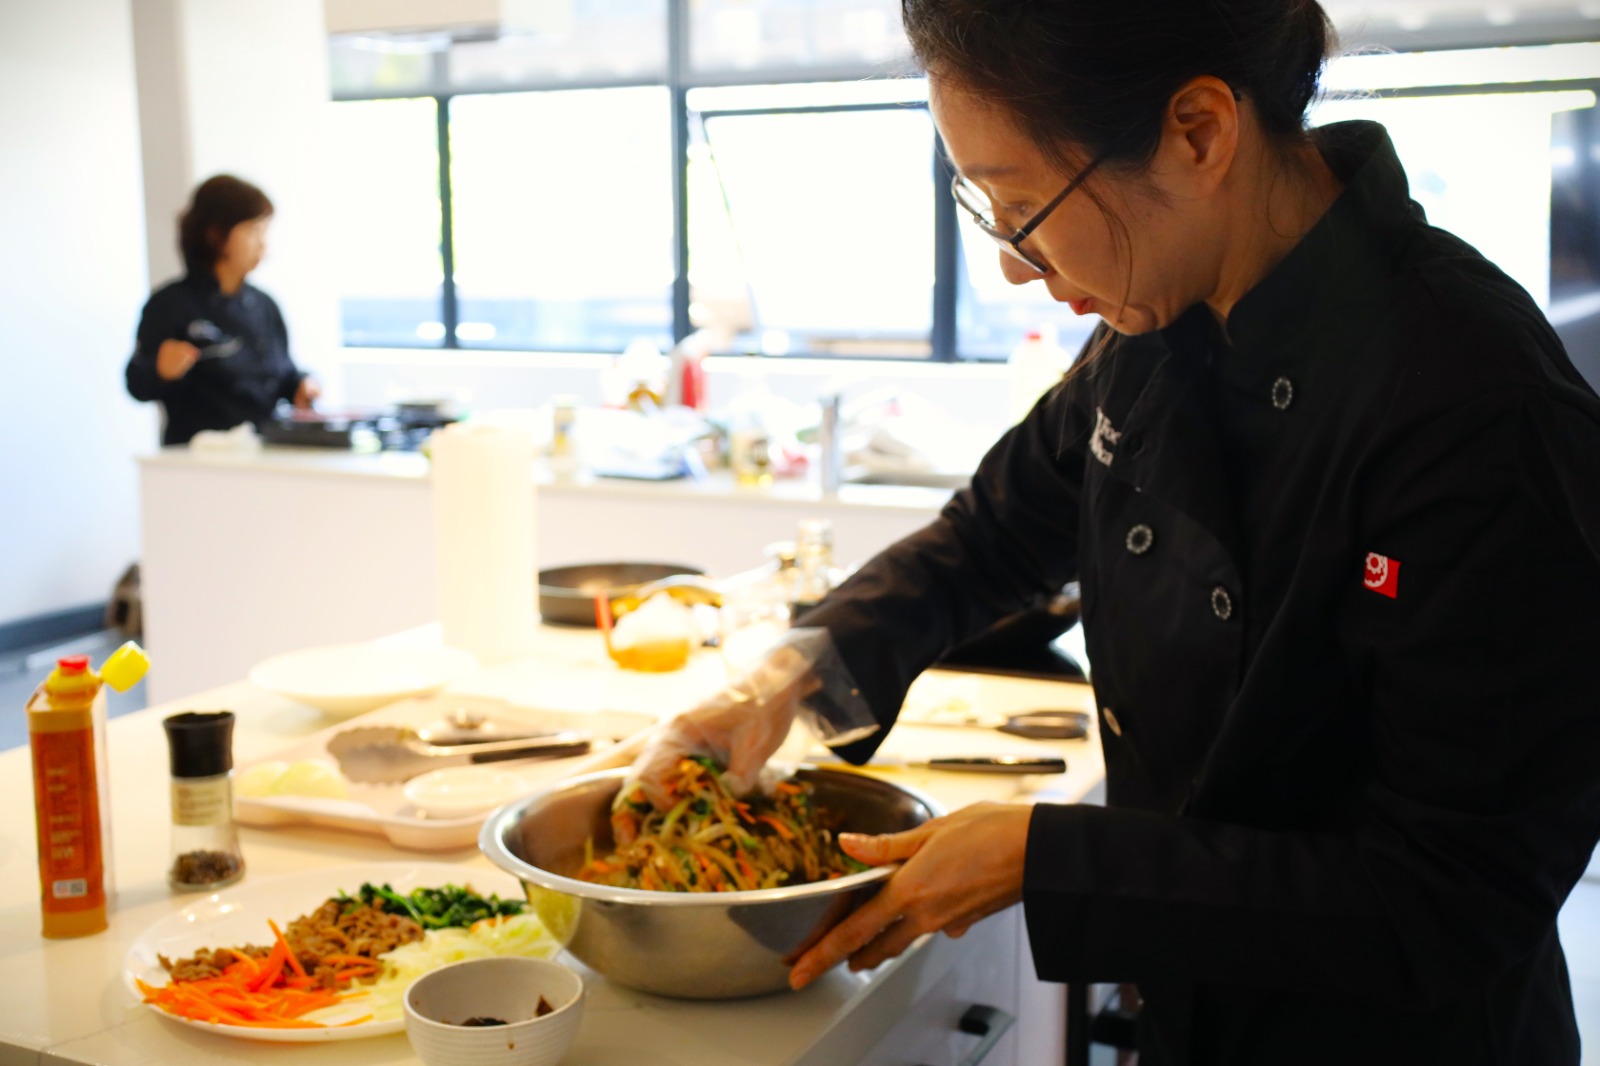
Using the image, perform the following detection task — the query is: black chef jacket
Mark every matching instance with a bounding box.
[803,120,1600,1065]
[125,273,305,445]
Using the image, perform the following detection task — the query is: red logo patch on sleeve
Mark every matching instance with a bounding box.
[1363,552,1400,598]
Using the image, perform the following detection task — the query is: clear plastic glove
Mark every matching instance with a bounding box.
[627,628,879,805]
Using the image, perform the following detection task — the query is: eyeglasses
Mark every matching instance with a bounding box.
[951,153,1107,274]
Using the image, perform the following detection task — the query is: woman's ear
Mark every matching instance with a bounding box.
[1156,75,1240,198]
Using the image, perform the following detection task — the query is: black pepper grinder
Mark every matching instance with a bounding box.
[162,711,245,891]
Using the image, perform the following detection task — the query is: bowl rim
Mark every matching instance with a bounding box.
[478,765,945,907]
[402,956,585,1030]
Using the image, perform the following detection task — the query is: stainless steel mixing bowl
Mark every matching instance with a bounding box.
[478,767,943,999]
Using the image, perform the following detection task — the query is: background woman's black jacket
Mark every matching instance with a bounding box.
[804,121,1600,1065]
[125,274,305,445]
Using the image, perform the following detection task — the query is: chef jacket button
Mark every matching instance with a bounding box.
[1101,706,1123,737]
[1271,377,1295,411]
[1211,585,1234,621]
[1125,524,1154,555]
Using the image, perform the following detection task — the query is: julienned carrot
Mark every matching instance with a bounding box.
[139,923,368,1029]
[320,952,376,964]
[138,969,346,1028]
[269,919,309,980]
[756,813,796,840]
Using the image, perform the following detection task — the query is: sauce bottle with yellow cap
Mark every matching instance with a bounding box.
[26,641,149,937]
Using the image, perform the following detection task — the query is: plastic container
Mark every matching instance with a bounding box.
[727,364,776,487]
[26,641,148,937]
[1007,325,1071,423]
[730,416,774,487]
[791,518,840,618]
[665,328,716,411]
[162,711,245,892]
[548,395,581,479]
[620,337,667,412]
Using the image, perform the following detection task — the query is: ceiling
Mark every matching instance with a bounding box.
[1322,0,1600,50]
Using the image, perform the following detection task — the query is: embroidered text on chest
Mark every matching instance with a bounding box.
[1090,407,1122,466]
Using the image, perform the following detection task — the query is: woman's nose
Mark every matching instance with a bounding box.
[1000,250,1045,286]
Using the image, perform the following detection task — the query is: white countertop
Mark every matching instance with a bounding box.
[0,625,1102,1066]
[136,446,955,515]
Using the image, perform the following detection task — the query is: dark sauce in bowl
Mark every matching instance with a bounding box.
[451,997,554,1027]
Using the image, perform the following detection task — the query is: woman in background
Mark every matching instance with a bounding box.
[126,175,317,445]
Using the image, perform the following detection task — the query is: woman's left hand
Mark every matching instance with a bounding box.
[788,801,1033,990]
[294,377,321,409]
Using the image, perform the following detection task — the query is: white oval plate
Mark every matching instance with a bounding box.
[248,644,478,718]
[125,861,527,1043]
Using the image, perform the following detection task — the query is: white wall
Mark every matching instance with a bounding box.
[0,0,155,627]
[130,0,190,288]
[132,0,340,385]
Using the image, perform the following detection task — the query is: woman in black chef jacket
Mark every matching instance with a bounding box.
[624,1,1600,1063]
[126,175,319,445]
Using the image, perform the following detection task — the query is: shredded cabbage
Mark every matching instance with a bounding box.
[328,913,562,1023]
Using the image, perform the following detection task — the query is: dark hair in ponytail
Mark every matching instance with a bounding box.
[902,0,1335,174]
[179,174,273,276]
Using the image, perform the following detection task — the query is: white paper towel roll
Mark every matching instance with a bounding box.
[430,422,538,664]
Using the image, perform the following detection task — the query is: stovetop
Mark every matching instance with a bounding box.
[261,407,457,452]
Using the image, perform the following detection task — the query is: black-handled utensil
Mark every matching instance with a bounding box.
[325,725,594,784]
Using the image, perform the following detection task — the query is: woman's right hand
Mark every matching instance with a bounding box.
[156,339,199,381]
[629,644,818,804]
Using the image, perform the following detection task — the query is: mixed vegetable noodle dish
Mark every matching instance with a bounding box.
[576,757,868,892]
[136,883,558,1029]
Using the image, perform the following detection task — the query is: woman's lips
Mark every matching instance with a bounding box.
[1068,298,1096,316]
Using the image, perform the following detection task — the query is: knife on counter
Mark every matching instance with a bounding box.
[807,753,1067,775]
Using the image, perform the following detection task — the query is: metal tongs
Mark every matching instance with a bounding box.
[325,725,594,784]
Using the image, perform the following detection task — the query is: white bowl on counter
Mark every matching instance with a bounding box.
[404,766,527,819]
[248,644,478,717]
[404,956,585,1066]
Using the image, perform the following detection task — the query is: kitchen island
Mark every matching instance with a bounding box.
[137,447,953,704]
[0,624,1104,1066]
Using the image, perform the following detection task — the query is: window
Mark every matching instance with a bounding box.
[688,84,935,355]
[688,0,911,78]
[325,97,444,346]
[1315,45,1600,313]
[326,23,1599,364]
[448,0,668,90]
[1551,105,1600,307]
[1313,89,1596,311]
[450,88,675,351]
[955,211,1099,362]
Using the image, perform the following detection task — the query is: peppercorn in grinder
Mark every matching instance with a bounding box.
[162,711,245,891]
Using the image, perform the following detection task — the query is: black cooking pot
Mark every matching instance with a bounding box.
[538,562,707,627]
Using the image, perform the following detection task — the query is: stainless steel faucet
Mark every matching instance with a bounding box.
[816,385,898,495]
[818,391,844,495]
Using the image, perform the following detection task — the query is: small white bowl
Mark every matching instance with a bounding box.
[404,957,584,1066]
[403,766,526,819]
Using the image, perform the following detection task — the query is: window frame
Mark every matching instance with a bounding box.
[329,0,960,359]
[329,14,1600,361]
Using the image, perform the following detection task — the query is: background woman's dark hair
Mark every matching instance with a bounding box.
[902,0,1336,174]
[178,175,273,275]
